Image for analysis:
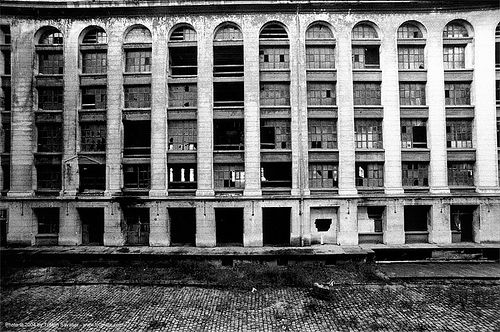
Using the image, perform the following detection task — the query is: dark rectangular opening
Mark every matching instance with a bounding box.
[124,208,149,246]
[404,206,429,243]
[34,208,59,246]
[214,45,244,76]
[413,126,427,148]
[450,205,476,243]
[261,162,292,188]
[79,208,104,245]
[214,82,244,107]
[169,208,196,246]
[169,47,197,76]
[123,120,151,156]
[263,207,290,246]
[365,46,380,67]
[79,164,105,191]
[0,210,7,246]
[214,119,244,150]
[215,208,243,246]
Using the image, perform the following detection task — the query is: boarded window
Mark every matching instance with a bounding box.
[308,119,337,149]
[169,165,196,189]
[259,47,289,69]
[125,50,151,72]
[309,163,338,188]
[399,83,426,105]
[307,83,335,105]
[444,83,470,105]
[401,119,427,148]
[123,164,150,189]
[39,52,63,74]
[443,46,465,69]
[398,23,423,39]
[214,164,245,188]
[168,84,197,107]
[355,119,383,149]
[398,47,424,69]
[260,119,291,149]
[37,123,62,152]
[446,120,473,148]
[448,162,474,186]
[80,123,106,152]
[353,83,381,105]
[79,164,105,191]
[124,86,151,108]
[35,208,59,234]
[356,163,384,188]
[260,83,290,106]
[38,88,63,110]
[82,51,107,74]
[306,47,335,69]
[352,46,380,69]
[402,162,429,187]
[168,120,197,151]
[82,87,106,109]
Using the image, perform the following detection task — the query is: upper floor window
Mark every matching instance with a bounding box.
[445,83,470,105]
[260,83,290,106]
[39,29,63,45]
[443,23,468,38]
[213,23,243,77]
[38,87,63,110]
[495,23,500,68]
[443,21,472,70]
[169,25,197,76]
[308,119,337,149]
[124,86,151,108]
[352,22,380,69]
[80,27,107,74]
[399,83,426,106]
[260,23,288,39]
[397,22,425,70]
[401,119,427,148]
[446,120,473,148]
[353,82,381,105]
[352,23,378,39]
[124,26,152,73]
[260,23,289,70]
[306,23,335,69]
[36,27,63,75]
[355,119,383,149]
[0,25,11,44]
[39,53,63,75]
[307,83,335,106]
[82,28,108,44]
[398,23,423,39]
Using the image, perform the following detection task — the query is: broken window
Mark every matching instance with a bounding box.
[401,119,427,148]
[214,164,245,189]
[2,51,10,75]
[38,87,63,110]
[446,120,472,148]
[35,208,59,234]
[0,25,11,44]
[260,23,288,39]
[356,162,384,188]
[260,83,290,106]
[123,164,150,189]
[448,162,474,186]
[125,50,151,72]
[79,164,105,191]
[80,122,106,152]
[259,47,290,69]
[306,47,335,69]
[444,83,470,105]
[123,120,151,156]
[36,164,61,190]
[306,23,334,39]
[497,120,500,148]
[261,162,292,188]
[402,162,429,187]
[168,164,196,189]
[398,47,425,70]
[214,46,244,76]
[215,24,243,41]
[168,84,197,108]
[443,46,465,69]
[82,87,106,109]
[168,120,197,150]
[352,46,380,69]
[39,52,63,74]
[398,23,423,39]
[37,123,62,152]
[355,119,383,149]
[124,86,151,108]
[169,26,197,76]
[399,83,426,105]
[353,83,381,105]
[214,119,244,150]
[124,208,149,246]
[214,82,244,107]
[307,83,335,105]
[352,24,378,39]
[82,52,107,74]
[260,119,291,149]
[2,163,10,192]
[308,119,337,149]
[82,28,107,44]
[309,163,338,188]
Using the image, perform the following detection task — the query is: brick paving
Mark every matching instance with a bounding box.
[1,284,499,332]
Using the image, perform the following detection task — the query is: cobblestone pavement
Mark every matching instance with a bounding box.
[1,284,499,332]
[378,263,500,279]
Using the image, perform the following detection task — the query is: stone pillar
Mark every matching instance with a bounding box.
[383,199,405,244]
[301,202,311,246]
[473,21,500,193]
[426,25,449,194]
[337,199,358,245]
[429,202,451,244]
[195,21,214,197]
[105,22,123,196]
[58,202,80,245]
[380,23,404,195]
[104,201,124,246]
[8,21,34,197]
[149,201,169,246]
[6,202,33,245]
[62,23,80,196]
[290,202,301,246]
[477,203,500,243]
[195,201,216,247]
[242,22,262,197]
[336,26,357,196]
[149,24,168,198]
[243,200,263,246]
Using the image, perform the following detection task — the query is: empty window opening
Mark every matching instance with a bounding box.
[37,123,62,152]
[124,85,151,108]
[38,88,63,110]
[214,119,244,150]
[356,163,384,188]
[79,164,105,191]
[82,87,106,109]
[169,47,197,76]
[358,206,385,244]
[214,82,244,107]
[401,119,427,148]
[308,119,337,149]
[309,163,338,188]
[1,87,11,111]
[399,83,426,106]
[36,163,61,191]
[398,46,425,70]
[315,219,332,232]
[214,164,245,189]
[352,46,380,69]
[261,162,292,188]
[35,207,59,235]
[0,25,11,44]
[446,120,472,148]
[448,162,474,187]
[450,206,476,243]
[123,164,150,190]
[260,119,291,149]
[2,50,11,75]
[79,208,104,245]
[307,83,336,106]
[215,208,243,246]
[169,208,196,246]
[168,84,197,108]
[2,120,10,153]
[263,207,291,246]
[402,162,429,187]
[124,208,149,246]
[2,163,10,192]
[168,120,197,150]
[353,83,381,105]
[214,46,243,76]
[80,122,106,152]
[355,119,383,149]
[404,206,429,243]
[169,164,196,189]
[123,120,151,156]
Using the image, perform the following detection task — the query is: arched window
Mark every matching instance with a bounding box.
[36,27,64,75]
[259,22,289,70]
[82,27,107,44]
[306,23,335,69]
[80,27,108,74]
[306,23,333,40]
[170,26,196,42]
[260,23,288,39]
[352,23,378,39]
[214,24,242,41]
[352,22,380,69]
[443,20,472,70]
[168,25,197,76]
[124,26,152,73]
[124,26,151,44]
[398,23,423,39]
[397,22,426,70]
[39,28,63,45]
[443,22,468,38]
[495,23,499,69]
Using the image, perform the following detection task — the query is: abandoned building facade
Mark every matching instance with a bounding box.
[0,0,499,247]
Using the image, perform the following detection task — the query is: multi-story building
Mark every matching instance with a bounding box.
[0,0,499,247]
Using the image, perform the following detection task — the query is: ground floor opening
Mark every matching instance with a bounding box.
[451,205,477,243]
[215,208,243,246]
[263,207,291,246]
[169,208,196,246]
[79,208,104,245]
[124,208,150,246]
[404,206,430,243]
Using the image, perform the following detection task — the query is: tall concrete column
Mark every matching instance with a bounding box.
[380,23,404,195]
[384,199,405,244]
[6,202,34,245]
[62,23,80,196]
[336,26,357,196]
[337,199,358,245]
[104,201,124,246]
[426,25,449,194]
[8,21,35,197]
[195,20,214,197]
[149,201,169,246]
[472,20,500,193]
[429,202,451,244]
[242,22,262,197]
[195,201,216,247]
[58,203,80,245]
[149,25,168,198]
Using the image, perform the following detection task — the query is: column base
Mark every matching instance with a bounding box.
[291,188,301,196]
[104,190,122,197]
[196,189,215,197]
[384,187,405,195]
[243,188,262,197]
[476,186,500,194]
[338,188,358,196]
[7,191,34,198]
[149,189,168,198]
[61,190,78,197]
[430,186,450,194]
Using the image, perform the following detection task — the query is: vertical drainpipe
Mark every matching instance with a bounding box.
[296,4,305,247]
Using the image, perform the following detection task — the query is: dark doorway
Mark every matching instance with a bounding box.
[79,208,104,245]
[124,208,150,246]
[263,207,291,246]
[404,206,430,243]
[451,206,476,242]
[169,208,196,246]
[215,208,243,246]
[0,209,7,246]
